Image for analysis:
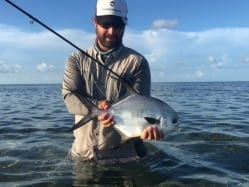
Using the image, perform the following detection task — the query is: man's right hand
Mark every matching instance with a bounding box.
[97,100,114,127]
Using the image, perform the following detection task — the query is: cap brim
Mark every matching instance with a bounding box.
[96,15,126,24]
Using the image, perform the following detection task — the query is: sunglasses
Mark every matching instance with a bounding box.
[98,21,125,29]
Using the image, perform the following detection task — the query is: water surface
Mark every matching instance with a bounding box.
[1,82,249,186]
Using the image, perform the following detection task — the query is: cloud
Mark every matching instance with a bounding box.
[1,23,249,83]
[0,60,21,73]
[208,55,225,69]
[244,57,249,63]
[151,19,179,30]
[36,63,54,72]
[0,24,94,49]
[195,70,204,77]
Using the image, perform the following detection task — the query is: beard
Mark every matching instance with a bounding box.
[96,32,124,50]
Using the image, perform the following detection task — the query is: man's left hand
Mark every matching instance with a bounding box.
[140,125,164,140]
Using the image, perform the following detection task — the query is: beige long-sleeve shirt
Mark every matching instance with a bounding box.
[62,44,151,163]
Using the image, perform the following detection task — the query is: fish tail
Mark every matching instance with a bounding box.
[72,102,101,131]
[70,91,103,130]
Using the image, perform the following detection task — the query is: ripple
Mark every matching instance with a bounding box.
[1,83,249,186]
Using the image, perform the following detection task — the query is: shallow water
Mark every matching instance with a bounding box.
[1,82,249,186]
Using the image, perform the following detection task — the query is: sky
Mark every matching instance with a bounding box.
[1,0,249,84]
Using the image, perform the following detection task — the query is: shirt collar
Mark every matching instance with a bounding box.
[94,40,124,62]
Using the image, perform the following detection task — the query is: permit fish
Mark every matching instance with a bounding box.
[73,94,179,140]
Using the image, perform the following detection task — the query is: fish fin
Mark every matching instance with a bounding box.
[72,108,99,130]
[114,126,140,144]
[144,117,160,125]
[113,126,131,144]
[121,136,140,145]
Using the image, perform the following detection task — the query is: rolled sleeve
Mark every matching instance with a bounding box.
[62,53,91,116]
[130,58,151,96]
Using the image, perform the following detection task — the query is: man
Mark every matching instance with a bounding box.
[62,0,163,163]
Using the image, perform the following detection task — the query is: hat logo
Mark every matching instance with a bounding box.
[110,1,115,6]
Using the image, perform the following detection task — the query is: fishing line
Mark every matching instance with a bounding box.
[5,0,138,94]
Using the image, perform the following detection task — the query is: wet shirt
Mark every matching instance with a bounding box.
[62,44,151,162]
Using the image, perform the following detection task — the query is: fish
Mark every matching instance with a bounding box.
[73,94,179,140]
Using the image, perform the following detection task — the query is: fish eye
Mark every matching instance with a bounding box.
[172,115,178,124]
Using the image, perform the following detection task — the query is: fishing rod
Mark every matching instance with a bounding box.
[5,0,136,93]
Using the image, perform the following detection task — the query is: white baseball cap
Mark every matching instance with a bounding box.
[96,0,128,24]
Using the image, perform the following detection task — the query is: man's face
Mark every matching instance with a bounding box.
[94,16,125,51]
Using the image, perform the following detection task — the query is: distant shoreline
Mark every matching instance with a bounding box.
[1,80,249,86]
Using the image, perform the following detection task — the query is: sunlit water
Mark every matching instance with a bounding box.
[1,82,249,186]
